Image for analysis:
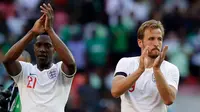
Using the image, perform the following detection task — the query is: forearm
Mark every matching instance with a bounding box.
[3,31,38,63]
[154,69,175,105]
[112,69,144,98]
[47,29,75,65]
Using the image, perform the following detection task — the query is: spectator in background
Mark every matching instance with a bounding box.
[7,10,27,42]
[53,0,68,8]
[59,18,81,44]
[110,15,129,66]
[164,31,193,83]
[15,0,41,20]
[86,30,109,67]
[67,31,86,72]
[189,28,200,83]
[0,11,9,37]
[78,73,102,112]
[54,9,69,33]
[0,0,16,19]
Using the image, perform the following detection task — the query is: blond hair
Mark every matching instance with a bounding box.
[137,20,164,40]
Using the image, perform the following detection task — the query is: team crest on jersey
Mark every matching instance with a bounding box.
[47,68,58,79]
[152,73,156,83]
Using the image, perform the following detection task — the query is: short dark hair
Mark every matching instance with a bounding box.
[33,33,49,44]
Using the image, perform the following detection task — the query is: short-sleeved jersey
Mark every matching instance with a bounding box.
[114,57,180,112]
[11,61,75,112]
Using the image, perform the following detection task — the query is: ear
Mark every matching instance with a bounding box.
[138,39,143,48]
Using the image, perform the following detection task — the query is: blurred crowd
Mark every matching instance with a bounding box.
[0,0,200,112]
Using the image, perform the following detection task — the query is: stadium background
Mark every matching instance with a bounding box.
[0,0,200,112]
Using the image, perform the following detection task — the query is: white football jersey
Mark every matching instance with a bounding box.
[114,57,180,112]
[11,61,75,112]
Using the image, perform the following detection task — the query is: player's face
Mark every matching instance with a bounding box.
[34,35,54,65]
[139,28,163,59]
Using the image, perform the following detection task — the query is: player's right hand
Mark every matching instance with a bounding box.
[40,3,54,32]
[31,14,46,35]
[138,46,149,72]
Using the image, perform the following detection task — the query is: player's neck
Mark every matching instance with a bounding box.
[37,62,53,71]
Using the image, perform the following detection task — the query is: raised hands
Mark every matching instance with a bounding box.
[153,46,168,70]
[139,46,149,72]
[139,46,168,71]
[31,14,45,35]
[31,3,54,35]
[40,3,54,32]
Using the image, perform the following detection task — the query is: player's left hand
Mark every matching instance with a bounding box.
[153,46,168,70]
[31,14,45,35]
[40,3,54,32]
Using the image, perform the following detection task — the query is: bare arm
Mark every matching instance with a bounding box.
[41,3,76,75]
[153,46,177,105]
[153,69,176,105]
[111,47,149,98]
[48,29,76,75]
[3,31,38,76]
[111,69,144,98]
[3,15,45,76]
